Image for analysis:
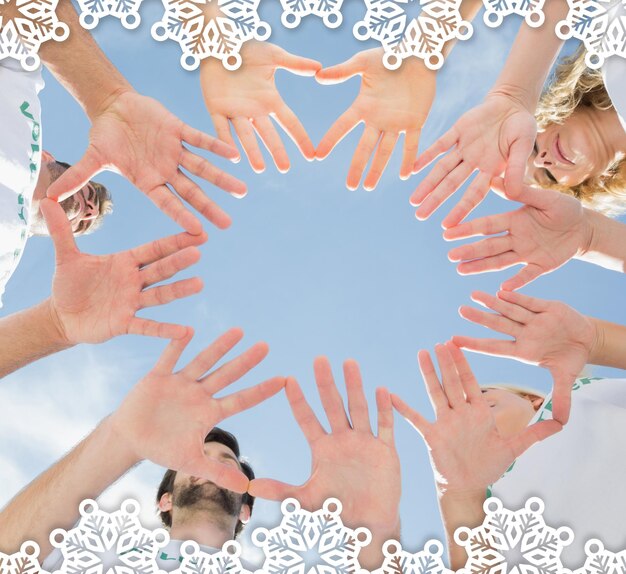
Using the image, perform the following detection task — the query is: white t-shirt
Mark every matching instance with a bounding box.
[0,59,44,308]
[602,1,626,131]
[491,377,626,568]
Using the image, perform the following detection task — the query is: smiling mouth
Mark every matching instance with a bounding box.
[554,134,574,165]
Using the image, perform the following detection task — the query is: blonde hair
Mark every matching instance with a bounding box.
[482,384,545,403]
[535,46,626,216]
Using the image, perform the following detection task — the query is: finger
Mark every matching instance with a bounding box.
[414,161,473,220]
[509,420,562,459]
[315,52,363,84]
[459,305,522,338]
[500,264,546,291]
[140,246,201,288]
[492,176,553,209]
[400,129,421,180]
[443,212,511,241]
[410,149,463,206]
[347,125,380,191]
[139,277,203,308]
[344,359,372,432]
[457,251,521,275]
[390,393,429,436]
[448,235,513,263]
[376,387,395,446]
[412,127,458,175]
[441,171,492,229]
[210,114,239,154]
[417,350,449,414]
[273,47,321,76]
[131,231,208,266]
[201,341,270,394]
[274,102,315,160]
[179,148,247,198]
[363,131,399,191]
[40,198,79,264]
[182,327,244,379]
[285,376,326,443]
[46,148,102,201]
[145,184,203,235]
[252,116,290,173]
[495,290,550,313]
[184,453,250,493]
[315,108,360,160]
[127,317,189,340]
[248,478,298,501]
[444,343,482,403]
[181,122,240,161]
[232,117,265,173]
[153,328,194,374]
[504,134,535,199]
[434,344,466,409]
[451,335,516,357]
[314,356,351,432]
[550,370,574,424]
[218,376,286,415]
[471,290,534,325]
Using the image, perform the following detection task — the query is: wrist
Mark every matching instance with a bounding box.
[486,85,536,114]
[587,317,606,366]
[86,83,135,122]
[39,298,74,350]
[104,413,145,468]
[576,208,599,258]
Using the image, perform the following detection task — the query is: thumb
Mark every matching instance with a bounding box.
[274,47,322,77]
[47,148,102,201]
[510,419,563,458]
[40,199,79,263]
[315,53,364,85]
[186,455,250,494]
[503,133,534,198]
[550,370,575,425]
[248,478,297,501]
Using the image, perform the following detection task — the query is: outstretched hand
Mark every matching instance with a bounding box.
[454,290,597,423]
[316,49,436,190]
[42,198,205,344]
[410,94,537,228]
[46,90,246,234]
[202,42,321,174]
[110,328,285,493]
[444,179,591,290]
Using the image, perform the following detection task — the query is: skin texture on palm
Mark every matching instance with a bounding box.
[249,357,401,569]
[454,290,598,423]
[41,198,205,344]
[410,94,537,228]
[315,49,436,191]
[201,42,321,174]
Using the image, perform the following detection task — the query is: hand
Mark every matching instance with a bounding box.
[201,42,320,173]
[47,91,246,234]
[391,343,561,494]
[250,357,401,538]
[410,93,537,228]
[444,179,591,290]
[109,328,285,493]
[454,290,597,423]
[315,49,436,190]
[42,198,204,344]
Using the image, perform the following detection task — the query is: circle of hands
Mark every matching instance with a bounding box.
[38,40,599,516]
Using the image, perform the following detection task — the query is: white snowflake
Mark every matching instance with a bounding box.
[172,540,253,574]
[482,0,545,28]
[575,540,626,574]
[48,498,169,574]
[0,541,47,574]
[251,498,371,574]
[353,0,473,71]
[279,0,344,29]
[151,0,271,71]
[0,0,69,71]
[75,0,144,30]
[455,497,574,574]
[555,0,626,69]
[372,539,452,574]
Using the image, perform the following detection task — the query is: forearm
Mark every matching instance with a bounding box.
[38,0,133,118]
[0,416,140,557]
[0,299,72,378]
[590,318,626,370]
[576,209,626,272]
[438,489,486,570]
[442,0,483,58]
[489,0,569,110]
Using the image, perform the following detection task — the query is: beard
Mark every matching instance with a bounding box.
[172,480,243,518]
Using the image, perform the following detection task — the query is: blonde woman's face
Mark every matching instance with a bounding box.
[481,388,540,439]
[526,107,623,187]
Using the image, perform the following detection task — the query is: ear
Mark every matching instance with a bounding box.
[158,492,173,513]
[531,396,544,412]
[41,150,55,162]
[238,503,251,524]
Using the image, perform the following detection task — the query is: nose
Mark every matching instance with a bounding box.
[533,148,553,168]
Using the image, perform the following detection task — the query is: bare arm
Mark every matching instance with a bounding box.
[577,209,626,272]
[590,318,626,370]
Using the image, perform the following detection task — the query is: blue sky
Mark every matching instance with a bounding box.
[1,1,625,564]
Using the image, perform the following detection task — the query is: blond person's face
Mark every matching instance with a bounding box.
[481,388,543,440]
[526,107,625,188]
